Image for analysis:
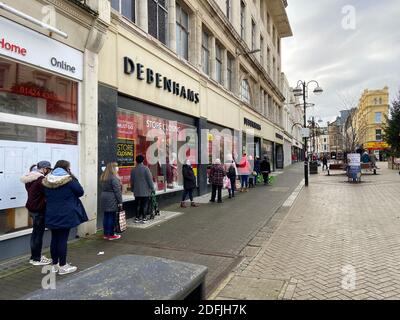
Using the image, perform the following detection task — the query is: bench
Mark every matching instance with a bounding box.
[23,255,208,300]
[327,163,347,176]
[361,163,377,175]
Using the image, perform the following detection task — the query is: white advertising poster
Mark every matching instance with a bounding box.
[0,16,83,81]
[348,153,361,166]
[0,140,79,210]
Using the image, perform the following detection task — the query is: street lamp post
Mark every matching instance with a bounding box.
[293,80,323,187]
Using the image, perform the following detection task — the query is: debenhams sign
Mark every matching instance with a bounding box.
[124,57,200,104]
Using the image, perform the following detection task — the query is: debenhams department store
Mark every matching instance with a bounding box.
[97,12,285,222]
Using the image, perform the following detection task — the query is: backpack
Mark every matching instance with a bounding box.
[227,165,236,178]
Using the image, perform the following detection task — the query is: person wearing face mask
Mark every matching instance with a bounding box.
[20,161,53,266]
[100,162,123,240]
[181,159,199,208]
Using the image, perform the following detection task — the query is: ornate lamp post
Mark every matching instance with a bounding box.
[293,80,324,187]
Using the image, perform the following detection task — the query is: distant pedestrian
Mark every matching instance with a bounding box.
[20,161,53,266]
[42,160,88,275]
[181,160,198,208]
[100,162,123,240]
[237,153,252,192]
[209,159,225,203]
[370,152,378,169]
[260,156,271,185]
[361,151,370,163]
[322,155,328,171]
[130,155,155,223]
[224,155,237,199]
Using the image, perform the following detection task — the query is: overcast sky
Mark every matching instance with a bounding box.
[282,0,400,126]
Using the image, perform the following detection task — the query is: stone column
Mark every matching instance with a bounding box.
[194,13,203,69]
[138,0,148,33]
[168,0,176,52]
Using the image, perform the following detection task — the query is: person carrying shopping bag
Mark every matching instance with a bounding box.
[42,160,88,275]
[224,155,237,199]
[100,162,123,240]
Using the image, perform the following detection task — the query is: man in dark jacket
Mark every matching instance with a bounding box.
[20,161,52,266]
[181,160,198,208]
[260,156,271,185]
[322,155,328,171]
[130,155,155,223]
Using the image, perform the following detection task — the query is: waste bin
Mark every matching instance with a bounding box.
[309,161,318,174]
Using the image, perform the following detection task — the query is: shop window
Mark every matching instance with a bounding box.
[176,2,189,60]
[0,58,78,123]
[201,30,210,76]
[0,125,79,236]
[240,79,251,104]
[148,0,168,45]
[116,108,197,196]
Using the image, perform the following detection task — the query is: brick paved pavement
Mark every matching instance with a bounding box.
[213,164,400,300]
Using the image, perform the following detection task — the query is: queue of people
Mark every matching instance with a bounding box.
[21,160,87,275]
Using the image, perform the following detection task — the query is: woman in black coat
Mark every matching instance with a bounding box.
[260,156,271,185]
[181,160,198,208]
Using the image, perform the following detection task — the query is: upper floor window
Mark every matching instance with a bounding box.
[376,129,382,141]
[375,112,382,124]
[110,0,136,22]
[251,19,256,50]
[277,38,281,55]
[201,30,210,76]
[216,43,223,85]
[148,0,168,45]
[240,79,251,104]
[240,1,246,39]
[176,3,189,60]
[226,0,231,21]
[379,97,383,104]
[227,54,234,91]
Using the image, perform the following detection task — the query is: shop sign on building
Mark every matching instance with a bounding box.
[0,16,83,80]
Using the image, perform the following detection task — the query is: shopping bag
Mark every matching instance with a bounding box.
[223,176,231,189]
[268,175,275,185]
[257,175,263,184]
[115,209,127,233]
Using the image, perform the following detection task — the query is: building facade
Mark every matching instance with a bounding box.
[316,127,329,157]
[354,87,390,160]
[0,0,110,260]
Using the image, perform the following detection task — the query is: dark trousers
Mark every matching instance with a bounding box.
[182,189,194,202]
[262,173,269,184]
[211,185,222,202]
[103,211,116,236]
[323,164,328,171]
[50,228,70,266]
[228,177,236,197]
[29,212,45,261]
[135,197,149,220]
[240,175,249,188]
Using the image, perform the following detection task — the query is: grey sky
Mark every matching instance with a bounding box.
[282,0,400,125]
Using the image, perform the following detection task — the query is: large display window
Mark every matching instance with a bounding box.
[117,108,197,197]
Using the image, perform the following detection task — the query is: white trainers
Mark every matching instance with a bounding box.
[29,256,52,266]
[51,264,60,273]
[58,263,77,275]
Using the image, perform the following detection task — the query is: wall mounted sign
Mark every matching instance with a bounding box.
[244,118,261,130]
[0,16,83,81]
[275,133,284,140]
[123,57,200,104]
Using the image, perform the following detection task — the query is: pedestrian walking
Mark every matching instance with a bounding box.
[370,152,378,169]
[361,151,370,163]
[42,160,88,275]
[181,160,199,208]
[130,155,155,223]
[100,162,123,240]
[237,153,252,192]
[209,159,225,203]
[224,155,237,199]
[322,155,328,171]
[260,156,271,185]
[254,157,261,186]
[20,161,53,266]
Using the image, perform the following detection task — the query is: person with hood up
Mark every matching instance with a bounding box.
[260,156,272,185]
[224,154,237,199]
[42,160,88,275]
[20,161,52,266]
[181,159,199,208]
[237,153,252,192]
[209,159,225,203]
